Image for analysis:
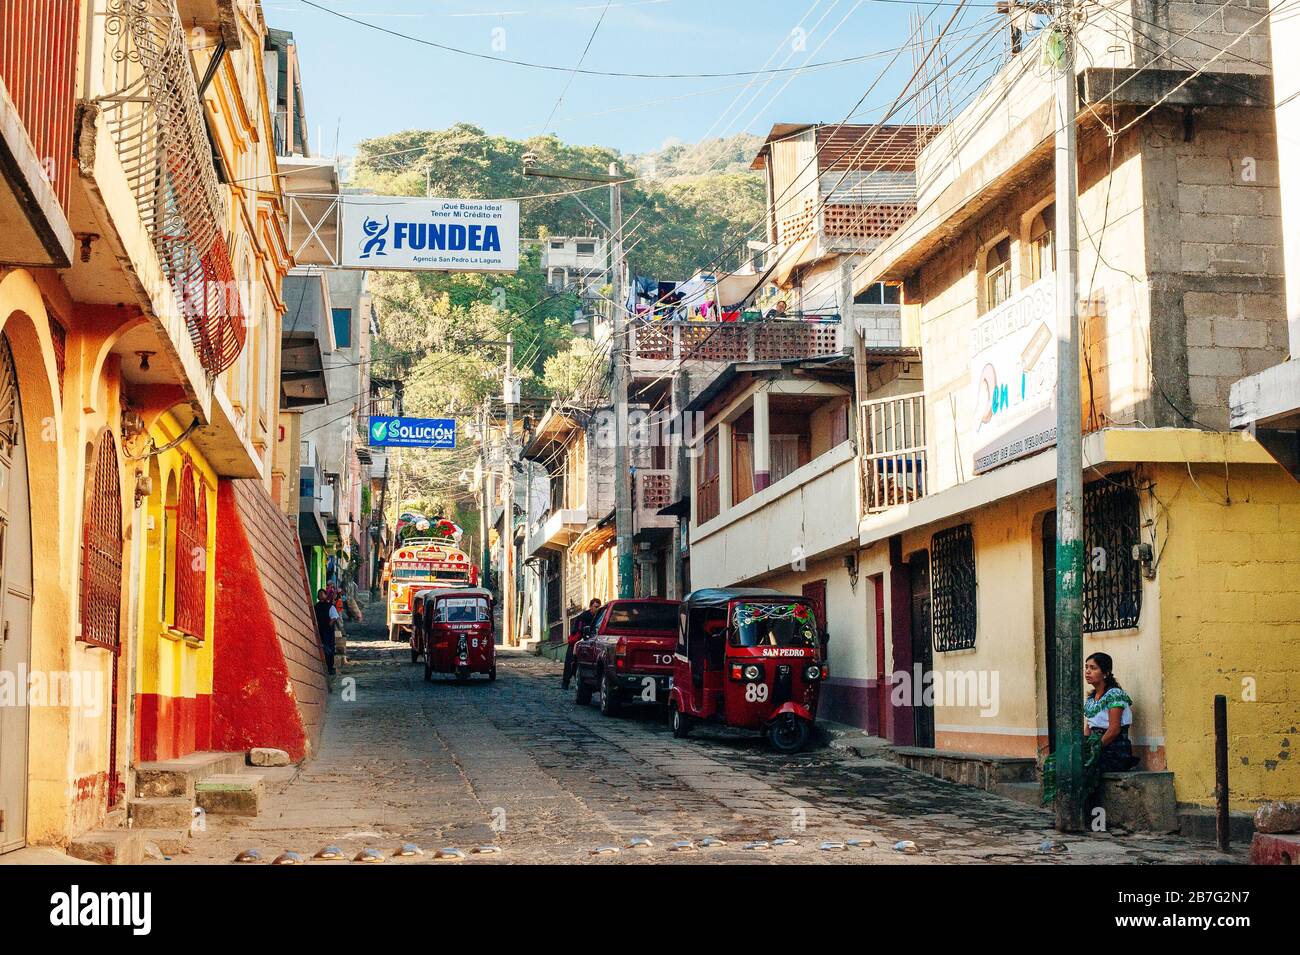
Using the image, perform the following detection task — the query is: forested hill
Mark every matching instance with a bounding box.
[348,124,765,519]
[348,123,763,280]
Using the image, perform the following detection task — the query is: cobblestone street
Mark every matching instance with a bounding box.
[163,607,1238,866]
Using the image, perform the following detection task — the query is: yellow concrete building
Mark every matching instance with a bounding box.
[0,0,306,856]
[846,6,1299,813]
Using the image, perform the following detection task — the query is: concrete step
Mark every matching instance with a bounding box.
[1177,805,1256,845]
[195,774,264,816]
[66,829,144,865]
[889,745,1039,789]
[128,796,194,830]
[992,781,1043,808]
[135,828,190,857]
[135,751,246,799]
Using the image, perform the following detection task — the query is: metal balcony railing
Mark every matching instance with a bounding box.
[861,392,927,513]
[629,315,842,366]
[0,0,78,212]
[96,0,245,376]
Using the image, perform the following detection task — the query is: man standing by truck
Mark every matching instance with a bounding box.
[562,598,602,689]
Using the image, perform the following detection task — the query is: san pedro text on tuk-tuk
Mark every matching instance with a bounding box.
[411,587,496,683]
[667,588,826,752]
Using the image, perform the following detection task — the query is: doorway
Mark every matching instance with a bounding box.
[908,549,935,747]
[0,338,33,854]
[871,575,887,735]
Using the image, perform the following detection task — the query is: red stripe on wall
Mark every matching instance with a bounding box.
[134,692,213,763]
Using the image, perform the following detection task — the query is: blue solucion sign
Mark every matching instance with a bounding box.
[368,416,455,449]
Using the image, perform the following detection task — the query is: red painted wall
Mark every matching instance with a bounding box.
[212,480,327,761]
[134,692,212,763]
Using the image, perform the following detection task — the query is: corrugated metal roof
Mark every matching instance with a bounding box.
[751,122,940,173]
[814,124,936,172]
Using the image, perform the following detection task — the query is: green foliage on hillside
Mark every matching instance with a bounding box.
[354,124,765,515]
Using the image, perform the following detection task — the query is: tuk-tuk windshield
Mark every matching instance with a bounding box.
[730,601,818,649]
[435,597,489,623]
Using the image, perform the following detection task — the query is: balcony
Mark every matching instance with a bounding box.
[280,272,333,409]
[299,443,327,546]
[0,0,77,266]
[860,392,927,513]
[690,441,858,588]
[628,315,843,378]
[633,469,675,534]
[527,507,588,556]
[91,0,245,377]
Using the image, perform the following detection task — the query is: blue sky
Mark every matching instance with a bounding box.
[263,0,982,157]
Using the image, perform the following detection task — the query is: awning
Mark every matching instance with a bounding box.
[570,522,615,556]
[773,233,818,288]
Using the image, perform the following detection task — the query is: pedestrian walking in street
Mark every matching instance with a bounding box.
[562,598,602,689]
[315,588,339,675]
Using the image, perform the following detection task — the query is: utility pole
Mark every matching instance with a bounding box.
[502,332,517,645]
[610,160,633,599]
[478,397,491,589]
[523,456,534,641]
[522,156,632,598]
[669,368,689,600]
[1051,1,1085,833]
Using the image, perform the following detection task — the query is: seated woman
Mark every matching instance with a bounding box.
[1084,652,1140,773]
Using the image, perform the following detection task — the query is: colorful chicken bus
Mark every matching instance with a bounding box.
[384,536,479,642]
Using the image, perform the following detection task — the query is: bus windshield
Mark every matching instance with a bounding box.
[730,601,818,649]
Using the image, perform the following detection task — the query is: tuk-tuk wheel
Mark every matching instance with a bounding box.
[423,656,432,682]
[769,714,811,753]
[575,676,593,706]
[670,704,691,739]
[410,644,419,665]
[599,671,622,717]
[488,665,497,681]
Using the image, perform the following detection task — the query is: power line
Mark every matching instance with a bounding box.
[298,0,983,78]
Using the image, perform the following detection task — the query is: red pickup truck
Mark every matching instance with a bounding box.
[573,598,681,717]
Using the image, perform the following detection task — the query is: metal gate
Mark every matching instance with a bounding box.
[80,429,124,808]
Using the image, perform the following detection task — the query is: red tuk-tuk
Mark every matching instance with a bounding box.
[667,588,825,752]
[412,587,496,682]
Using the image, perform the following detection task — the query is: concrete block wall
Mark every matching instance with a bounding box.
[1156,461,1300,808]
[1143,106,1288,429]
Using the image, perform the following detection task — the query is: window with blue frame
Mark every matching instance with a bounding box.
[332,307,352,348]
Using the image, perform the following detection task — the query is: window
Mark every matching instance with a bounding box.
[1029,204,1055,283]
[696,428,720,523]
[1081,474,1142,632]
[770,434,803,483]
[983,237,1013,311]
[80,430,123,651]
[854,282,901,305]
[550,239,565,249]
[576,241,596,256]
[731,432,753,505]
[173,462,206,639]
[605,601,679,631]
[830,401,849,446]
[930,523,976,651]
[331,307,352,348]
